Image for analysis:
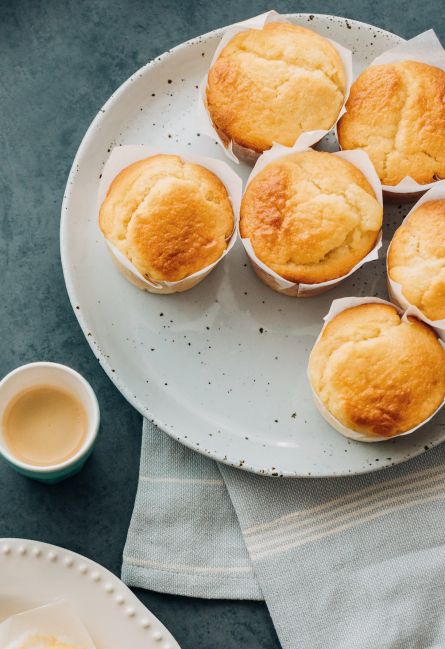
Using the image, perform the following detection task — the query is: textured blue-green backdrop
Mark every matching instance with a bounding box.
[1,2,444,647]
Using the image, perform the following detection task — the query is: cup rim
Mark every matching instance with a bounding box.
[0,362,100,474]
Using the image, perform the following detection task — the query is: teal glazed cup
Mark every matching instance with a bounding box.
[0,362,100,483]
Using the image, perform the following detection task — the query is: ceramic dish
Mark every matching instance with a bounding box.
[0,538,179,649]
[61,15,445,477]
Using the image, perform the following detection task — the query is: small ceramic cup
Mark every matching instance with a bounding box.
[0,362,100,483]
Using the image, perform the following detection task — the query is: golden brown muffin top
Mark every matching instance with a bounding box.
[99,154,234,282]
[337,60,445,186]
[206,22,346,153]
[239,150,382,283]
[308,303,445,438]
[388,199,445,320]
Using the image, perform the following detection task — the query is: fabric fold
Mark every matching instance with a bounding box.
[123,419,445,649]
[121,419,262,600]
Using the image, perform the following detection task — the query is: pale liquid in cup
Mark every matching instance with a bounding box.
[2,385,87,467]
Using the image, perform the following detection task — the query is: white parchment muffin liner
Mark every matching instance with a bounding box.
[308,296,445,443]
[98,145,242,294]
[240,132,383,296]
[0,601,96,649]
[198,10,353,164]
[339,30,445,201]
[387,179,445,339]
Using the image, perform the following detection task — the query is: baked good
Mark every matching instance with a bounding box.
[337,61,445,186]
[17,637,80,649]
[308,303,445,440]
[388,198,445,320]
[206,22,346,155]
[99,154,234,283]
[239,150,382,284]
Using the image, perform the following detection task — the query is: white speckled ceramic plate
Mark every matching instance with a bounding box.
[61,15,445,477]
[0,538,179,649]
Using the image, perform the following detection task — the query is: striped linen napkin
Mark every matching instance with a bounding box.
[122,419,445,649]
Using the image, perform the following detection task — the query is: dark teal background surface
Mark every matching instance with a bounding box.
[1,2,444,647]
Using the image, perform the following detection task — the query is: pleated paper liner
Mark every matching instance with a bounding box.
[240,132,383,297]
[0,601,96,649]
[199,10,353,165]
[98,145,242,294]
[338,30,445,203]
[308,296,445,443]
[386,179,445,340]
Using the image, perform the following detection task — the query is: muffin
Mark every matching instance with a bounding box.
[206,22,347,158]
[17,637,80,649]
[337,61,445,186]
[388,199,445,321]
[239,150,382,289]
[308,303,445,441]
[99,154,235,290]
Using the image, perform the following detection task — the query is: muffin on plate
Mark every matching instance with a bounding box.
[308,303,445,441]
[337,61,445,186]
[388,199,445,321]
[239,150,382,289]
[99,154,235,291]
[206,22,347,159]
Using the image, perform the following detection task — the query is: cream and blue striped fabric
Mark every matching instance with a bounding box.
[123,420,445,649]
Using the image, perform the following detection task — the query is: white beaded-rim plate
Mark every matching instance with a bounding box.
[61,15,445,477]
[0,539,180,649]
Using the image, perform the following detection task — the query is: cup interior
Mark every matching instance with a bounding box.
[0,363,99,472]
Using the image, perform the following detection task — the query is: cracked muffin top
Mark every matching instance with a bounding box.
[239,150,382,284]
[308,303,445,438]
[337,60,445,186]
[206,22,347,153]
[99,154,234,282]
[388,198,445,320]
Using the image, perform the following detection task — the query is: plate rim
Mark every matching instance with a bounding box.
[60,13,418,479]
[0,537,180,648]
